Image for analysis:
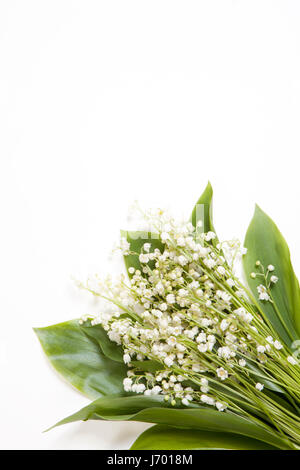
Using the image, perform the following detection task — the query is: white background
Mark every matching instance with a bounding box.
[1,0,300,449]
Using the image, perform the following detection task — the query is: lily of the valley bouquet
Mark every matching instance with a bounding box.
[35,183,300,450]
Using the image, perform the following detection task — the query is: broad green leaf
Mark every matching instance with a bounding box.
[34,320,128,399]
[244,205,300,344]
[80,323,123,363]
[50,395,289,449]
[120,230,164,278]
[190,181,215,233]
[130,424,277,450]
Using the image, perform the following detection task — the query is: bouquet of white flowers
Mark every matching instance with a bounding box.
[35,183,300,450]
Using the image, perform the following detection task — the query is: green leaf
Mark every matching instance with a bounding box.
[34,320,128,399]
[120,230,165,278]
[130,424,277,450]
[50,395,289,449]
[244,205,300,344]
[190,181,215,233]
[246,362,285,395]
[130,360,163,373]
[80,323,124,363]
[49,395,174,429]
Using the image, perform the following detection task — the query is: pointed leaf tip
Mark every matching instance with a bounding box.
[190,182,216,235]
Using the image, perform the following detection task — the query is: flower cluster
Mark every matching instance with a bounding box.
[78,208,300,444]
